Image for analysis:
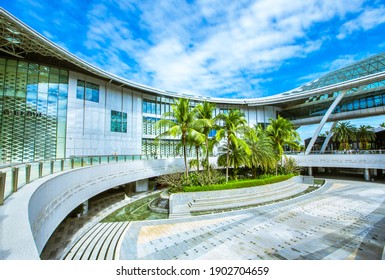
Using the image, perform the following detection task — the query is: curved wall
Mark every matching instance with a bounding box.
[0,158,184,259]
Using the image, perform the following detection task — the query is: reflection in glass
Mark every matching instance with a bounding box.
[0,58,68,163]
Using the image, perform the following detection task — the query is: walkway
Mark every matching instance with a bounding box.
[40,190,159,260]
[118,179,385,260]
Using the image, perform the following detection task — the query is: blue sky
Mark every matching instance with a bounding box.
[2,0,385,141]
[2,0,385,99]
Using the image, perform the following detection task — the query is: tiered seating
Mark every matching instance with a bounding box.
[64,222,129,260]
[188,182,309,213]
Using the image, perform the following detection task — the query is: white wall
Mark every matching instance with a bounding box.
[66,72,142,157]
[0,158,185,259]
[289,153,385,169]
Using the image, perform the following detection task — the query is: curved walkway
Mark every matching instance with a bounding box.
[118,179,385,260]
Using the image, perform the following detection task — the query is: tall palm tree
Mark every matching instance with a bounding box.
[156,98,203,177]
[244,125,277,178]
[185,131,205,172]
[216,109,251,183]
[217,142,248,180]
[356,125,376,150]
[267,116,300,175]
[331,121,357,150]
[195,101,217,172]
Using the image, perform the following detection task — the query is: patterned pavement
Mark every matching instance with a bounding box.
[118,179,385,260]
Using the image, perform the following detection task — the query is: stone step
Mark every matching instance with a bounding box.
[193,183,297,204]
[189,184,309,212]
[105,222,130,260]
[169,212,192,219]
[192,183,301,206]
[64,222,130,260]
[64,223,108,260]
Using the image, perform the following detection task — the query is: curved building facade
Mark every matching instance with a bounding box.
[1,7,385,164]
[1,8,385,261]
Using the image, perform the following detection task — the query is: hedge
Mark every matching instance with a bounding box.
[183,174,295,192]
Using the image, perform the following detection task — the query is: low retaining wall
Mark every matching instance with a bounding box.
[169,176,311,216]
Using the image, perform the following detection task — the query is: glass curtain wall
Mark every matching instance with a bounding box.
[0,58,68,163]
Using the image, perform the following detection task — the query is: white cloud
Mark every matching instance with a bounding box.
[337,6,385,39]
[82,0,369,98]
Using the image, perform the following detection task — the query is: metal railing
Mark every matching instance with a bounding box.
[285,149,384,155]
[0,154,173,206]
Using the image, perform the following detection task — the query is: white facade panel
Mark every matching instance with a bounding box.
[66,72,142,157]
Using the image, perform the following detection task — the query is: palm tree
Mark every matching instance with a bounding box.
[195,101,217,172]
[267,116,300,175]
[244,125,277,178]
[217,142,248,180]
[380,122,385,128]
[331,121,357,150]
[185,131,205,172]
[356,125,376,150]
[156,98,203,177]
[216,109,251,183]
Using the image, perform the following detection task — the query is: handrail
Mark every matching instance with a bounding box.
[0,154,177,206]
[284,149,384,155]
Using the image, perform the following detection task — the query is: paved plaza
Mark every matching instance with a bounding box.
[119,179,385,260]
[42,178,385,260]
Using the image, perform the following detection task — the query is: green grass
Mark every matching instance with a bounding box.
[183,174,295,192]
[101,193,168,223]
[314,179,325,186]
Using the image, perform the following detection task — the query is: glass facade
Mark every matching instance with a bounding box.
[293,53,385,93]
[142,116,162,135]
[0,58,68,163]
[141,138,186,158]
[281,88,385,121]
[76,79,99,102]
[110,110,127,133]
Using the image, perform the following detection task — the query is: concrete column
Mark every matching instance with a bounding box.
[82,200,89,215]
[320,122,337,153]
[136,179,149,192]
[305,90,347,154]
[308,167,313,176]
[364,168,370,181]
[124,182,136,197]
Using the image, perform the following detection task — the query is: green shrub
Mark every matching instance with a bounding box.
[183,174,294,192]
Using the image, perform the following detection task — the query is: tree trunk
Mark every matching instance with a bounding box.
[206,138,210,178]
[226,137,230,183]
[183,134,189,178]
[195,146,200,172]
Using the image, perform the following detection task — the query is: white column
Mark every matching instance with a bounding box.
[305,90,347,154]
[364,168,370,181]
[320,122,337,153]
[308,167,313,176]
[136,179,149,192]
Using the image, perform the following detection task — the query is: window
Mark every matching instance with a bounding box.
[76,80,99,102]
[143,99,157,114]
[111,110,127,133]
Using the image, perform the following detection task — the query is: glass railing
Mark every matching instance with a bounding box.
[0,154,177,206]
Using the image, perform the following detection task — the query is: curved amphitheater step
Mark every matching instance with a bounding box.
[64,222,129,260]
[188,183,309,213]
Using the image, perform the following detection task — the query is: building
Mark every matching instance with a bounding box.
[1,7,385,261]
[1,7,385,172]
[1,9,385,166]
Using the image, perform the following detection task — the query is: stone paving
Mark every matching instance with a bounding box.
[118,179,385,260]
